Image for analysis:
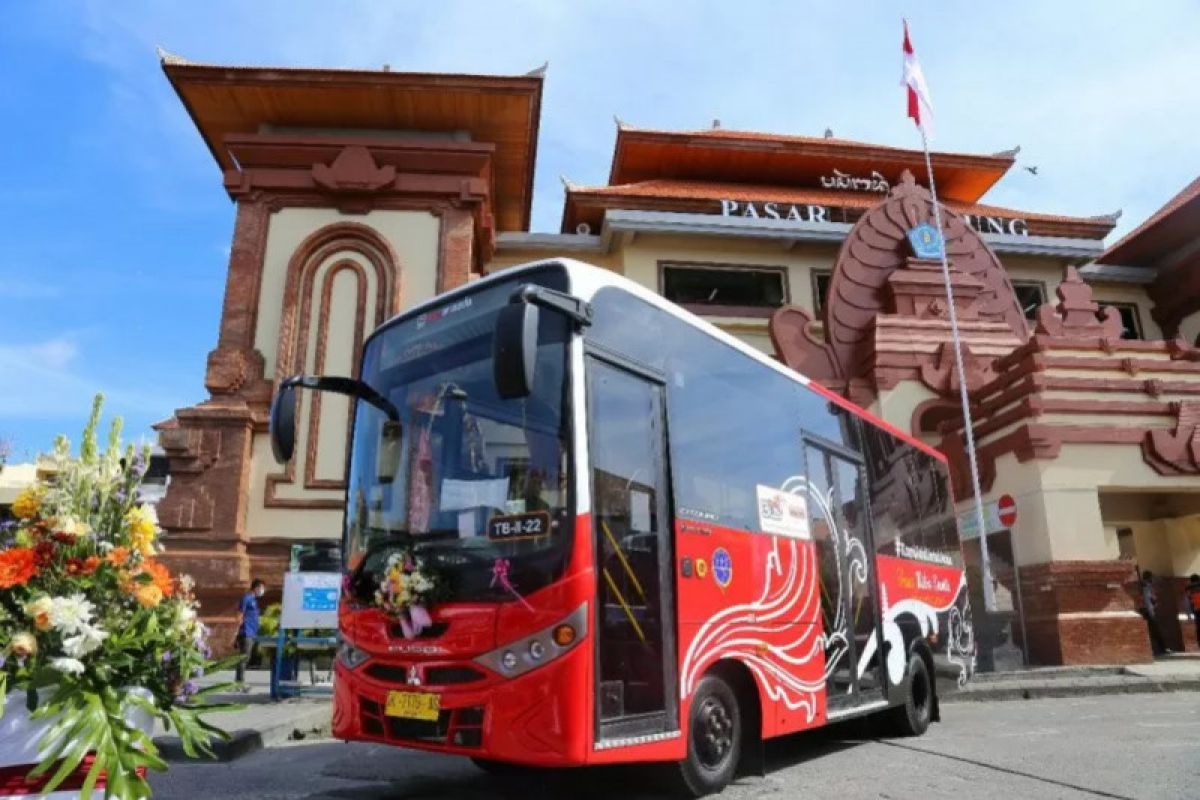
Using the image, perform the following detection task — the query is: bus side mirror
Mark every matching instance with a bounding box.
[269,380,299,463]
[494,301,539,399]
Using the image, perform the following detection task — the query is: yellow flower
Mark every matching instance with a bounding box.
[25,596,54,631]
[11,486,42,520]
[10,631,37,658]
[134,584,163,609]
[125,505,158,556]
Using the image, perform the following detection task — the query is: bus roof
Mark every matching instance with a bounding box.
[373,258,947,464]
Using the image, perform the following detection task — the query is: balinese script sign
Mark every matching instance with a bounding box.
[820,169,890,193]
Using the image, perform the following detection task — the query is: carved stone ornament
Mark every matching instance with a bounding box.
[770,170,1027,394]
[768,306,842,382]
[1033,266,1123,339]
[919,340,994,395]
[1142,401,1200,475]
[311,146,396,194]
[204,346,265,396]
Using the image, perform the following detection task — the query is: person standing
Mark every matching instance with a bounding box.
[1184,574,1200,650]
[235,579,266,687]
[1140,570,1169,656]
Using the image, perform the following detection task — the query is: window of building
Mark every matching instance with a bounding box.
[660,263,787,318]
[1011,281,1047,322]
[811,270,832,318]
[1106,302,1144,340]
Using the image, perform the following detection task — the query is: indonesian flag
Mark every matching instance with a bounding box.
[902,20,934,139]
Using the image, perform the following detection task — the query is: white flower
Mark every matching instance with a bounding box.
[49,594,96,636]
[61,624,108,658]
[49,657,86,676]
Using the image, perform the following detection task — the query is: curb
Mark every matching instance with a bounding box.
[942,677,1200,703]
[154,703,332,762]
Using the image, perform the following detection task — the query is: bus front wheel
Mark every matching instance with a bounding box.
[888,653,933,737]
[676,673,742,796]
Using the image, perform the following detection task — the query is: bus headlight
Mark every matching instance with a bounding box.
[338,641,370,670]
[476,602,588,679]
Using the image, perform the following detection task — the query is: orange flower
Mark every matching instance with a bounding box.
[106,547,131,567]
[0,548,37,589]
[141,559,175,599]
[134,584,163,609]
[81,556,101,576]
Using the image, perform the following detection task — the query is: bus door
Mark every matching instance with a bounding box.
[804,436,886,713]
[585,354,679,743]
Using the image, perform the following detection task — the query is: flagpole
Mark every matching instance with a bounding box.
[918,128,996,613]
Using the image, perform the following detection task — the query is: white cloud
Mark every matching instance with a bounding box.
[0,335,184,420]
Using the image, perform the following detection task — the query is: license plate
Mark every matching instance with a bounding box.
[385,691,440,721]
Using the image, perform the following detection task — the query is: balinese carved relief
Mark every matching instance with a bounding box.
[312,146,397,194]
[1033,266,1122,340]
[771,170,1028,398]
[1143,401,1200,475]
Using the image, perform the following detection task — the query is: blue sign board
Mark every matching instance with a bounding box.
[907,222,944,259]
[302,586,338,612]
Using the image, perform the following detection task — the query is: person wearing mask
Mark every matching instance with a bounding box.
[1140,570,1169,656]
[1184,574,1200,650]
[235,579,266,688]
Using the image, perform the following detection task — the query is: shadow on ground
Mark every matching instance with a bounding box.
[297,720,880,800]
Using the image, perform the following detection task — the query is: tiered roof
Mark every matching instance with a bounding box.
[563,125,1117,239]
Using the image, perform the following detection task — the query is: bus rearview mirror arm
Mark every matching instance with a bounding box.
[494,285,593,400]
[269,375,400,464]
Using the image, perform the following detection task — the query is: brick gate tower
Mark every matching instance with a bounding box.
[153,51,544,647]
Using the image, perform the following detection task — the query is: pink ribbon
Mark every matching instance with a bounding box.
[396,605,433,640]
[491,558,534,611]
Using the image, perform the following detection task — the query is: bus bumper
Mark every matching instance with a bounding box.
[332,640,591,766]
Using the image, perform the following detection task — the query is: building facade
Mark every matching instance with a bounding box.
[156,53,1200,665]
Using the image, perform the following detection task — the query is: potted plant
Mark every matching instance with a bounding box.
[0,395,235,798]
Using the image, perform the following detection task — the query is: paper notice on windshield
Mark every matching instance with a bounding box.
[630,489,652,533]
[458,510,477,539]
[440,478,509,511]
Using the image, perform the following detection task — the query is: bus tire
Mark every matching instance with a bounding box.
[676,673,741,797]
[469,757,528,776]
[888,653,933,737]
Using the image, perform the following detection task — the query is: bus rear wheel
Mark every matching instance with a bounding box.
[675,673,741,797]
[888,653,933,737]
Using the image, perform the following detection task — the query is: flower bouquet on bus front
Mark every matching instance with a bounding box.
[373,549,445,639]
[0,395,238,799]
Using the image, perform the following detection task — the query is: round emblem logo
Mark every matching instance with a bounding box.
[712,548,732,588]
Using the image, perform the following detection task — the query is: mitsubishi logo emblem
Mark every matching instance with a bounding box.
[407,666,421,686]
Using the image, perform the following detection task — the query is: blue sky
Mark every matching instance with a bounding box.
[2,1,1198,460]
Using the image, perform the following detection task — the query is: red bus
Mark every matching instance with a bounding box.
[268,259,975,796]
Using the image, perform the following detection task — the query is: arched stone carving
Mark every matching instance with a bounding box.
[267,222,402,507]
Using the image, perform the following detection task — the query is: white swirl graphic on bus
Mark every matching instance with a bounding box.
[680,475,976,715]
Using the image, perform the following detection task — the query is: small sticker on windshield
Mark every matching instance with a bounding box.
[487,511,551,542]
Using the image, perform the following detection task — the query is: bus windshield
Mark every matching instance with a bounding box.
[343,271,572,604]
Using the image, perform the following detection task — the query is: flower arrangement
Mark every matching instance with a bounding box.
[0,395,236,798]
[373,548,443,638]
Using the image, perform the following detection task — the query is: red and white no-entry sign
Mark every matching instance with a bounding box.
[997,494,1017,528]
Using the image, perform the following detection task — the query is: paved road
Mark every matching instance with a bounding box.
[150,692,1198,799]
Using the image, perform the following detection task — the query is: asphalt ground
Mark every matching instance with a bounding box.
[150,692,1197,799]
